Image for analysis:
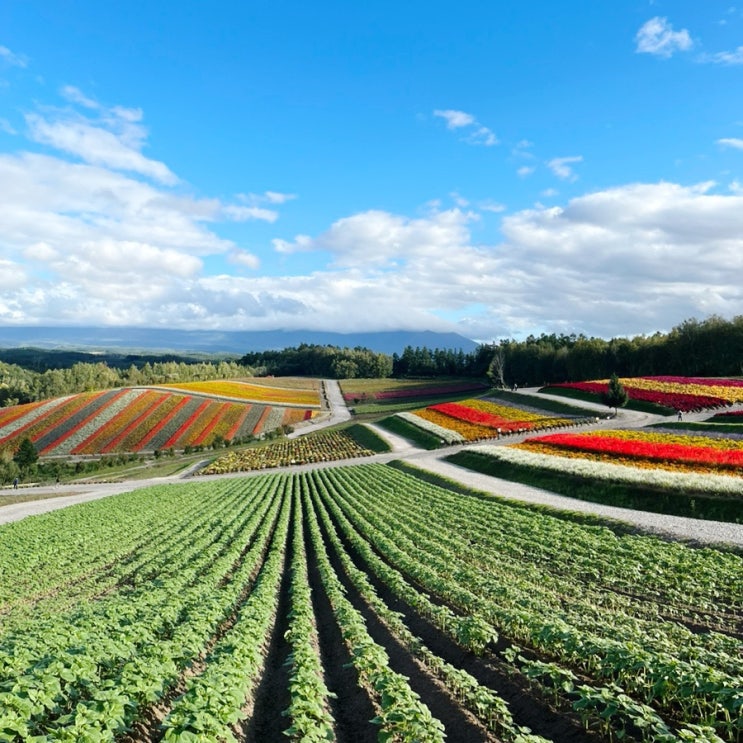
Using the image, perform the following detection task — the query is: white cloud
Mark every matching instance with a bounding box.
[228,249,261,270]
[433,109,476,129]
[433,109,498,147]
[717,137,743,150]
[704,46,743,65]
[547,155,583,181]
[222,205,278,222]
[26,109,178,185]
[517,165,536,178]
[635,17,693,58]
[60,85,100,109]
[0,45,28,68]
[479,200,506,213]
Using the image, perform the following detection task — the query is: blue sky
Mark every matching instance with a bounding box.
[1,1,742,342]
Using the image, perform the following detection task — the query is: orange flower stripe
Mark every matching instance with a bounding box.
[585,428,743,452]
[158,380,321,407]
[414,408,496,440]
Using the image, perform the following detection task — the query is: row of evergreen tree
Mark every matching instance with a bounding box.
[1,315,740,407]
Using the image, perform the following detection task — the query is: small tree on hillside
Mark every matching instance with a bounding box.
[13,437,39,475]
[487,346,506,389]
[601,373,628,415]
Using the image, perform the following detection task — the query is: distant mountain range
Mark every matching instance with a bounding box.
[0,327,480,356]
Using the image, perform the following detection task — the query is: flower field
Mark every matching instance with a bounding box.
[158,379,321,406]
[341,379,488,403]
[0,465,738,741]
[517,428,743,475]
[545,376,743,412]
[405,397,590,442]
[201,425,388,473]
[0,386,318,456]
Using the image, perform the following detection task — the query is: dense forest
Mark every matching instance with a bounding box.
[1,315,741,407]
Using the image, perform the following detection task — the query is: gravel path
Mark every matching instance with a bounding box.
[2,382,742,550]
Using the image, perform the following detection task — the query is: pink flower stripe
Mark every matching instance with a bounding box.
[712,410,743,419]
[190,402,232,447]
[429,402,531,432]
[524,432,743,470]
[162,399,213,450]
[134,396,191,451]
[99,393,172,453]
[72,390,162,454]
[38,390,130,455]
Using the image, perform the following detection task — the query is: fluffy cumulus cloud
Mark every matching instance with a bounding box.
[635,17,693,58]
[0,86,293,328]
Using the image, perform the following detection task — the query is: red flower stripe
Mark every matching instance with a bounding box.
[527,433,743,469]
[225,405,252,441]
[304,409,313,421]
[135,396,191,451]
[252,405,273,435]
[162,399,213,450]
[0,400,48,428]
[71,390,160,455]
[100,393,172,453]
[430,402,532,432]
[0,396,73,447]
[29,393,106,446]
[190,403,231,447]
[37,390,130,455]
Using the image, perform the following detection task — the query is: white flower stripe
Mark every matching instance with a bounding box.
[45,389,148,456]
[397,411,465,444]
[470,445,743,496]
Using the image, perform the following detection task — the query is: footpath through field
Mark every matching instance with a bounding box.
[2,381,743,549]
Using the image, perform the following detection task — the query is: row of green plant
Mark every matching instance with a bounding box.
[319,464,739,739]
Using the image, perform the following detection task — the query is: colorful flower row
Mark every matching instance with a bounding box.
[158,379,321,407]
[201,429,376,473]
[470,445,743,497]
[0,387,320,456]
[395,411,465,444]
[546,380,728,412]
[517,430,743,474]
[430,398,575,433]
[342,381,488,402]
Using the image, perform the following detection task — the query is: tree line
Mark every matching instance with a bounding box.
[0,359,253,407]
[1,315,740,408]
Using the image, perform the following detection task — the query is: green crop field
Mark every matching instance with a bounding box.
[1,464,740,742]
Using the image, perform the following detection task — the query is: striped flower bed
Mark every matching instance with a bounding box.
[158,379,321,407]
[0,397,73,448]
[100,393,174,454]
[74,390,164,454]
[41,389,141,456]
[546,376,743,412]
[469,445,743,497]
[517,430,743,475]
[413,407,496,441]
[429,399,575,433]
[395,411,465,444]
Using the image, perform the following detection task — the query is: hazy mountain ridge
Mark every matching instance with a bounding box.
[0,327,479,356]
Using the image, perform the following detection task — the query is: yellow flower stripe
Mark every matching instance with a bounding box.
[463,398,573,425]
[414,408,495,440]
[158,380,321,407]
[612,378,743,404]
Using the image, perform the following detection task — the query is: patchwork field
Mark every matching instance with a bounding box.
[0,382,320,457]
